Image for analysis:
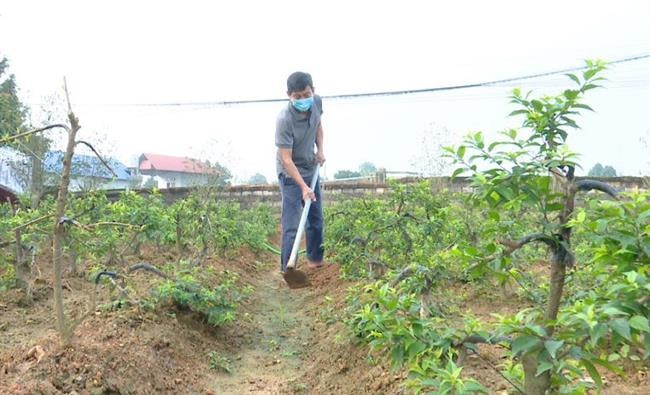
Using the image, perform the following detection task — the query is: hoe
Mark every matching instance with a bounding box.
[283,164,320,288]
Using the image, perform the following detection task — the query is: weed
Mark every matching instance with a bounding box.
[208,351,232,373]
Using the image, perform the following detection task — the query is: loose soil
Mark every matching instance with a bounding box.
[1,248,648,394]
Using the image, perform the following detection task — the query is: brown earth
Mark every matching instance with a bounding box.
[0,248,648,394]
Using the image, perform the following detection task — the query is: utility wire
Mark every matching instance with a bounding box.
[52,52,650,108]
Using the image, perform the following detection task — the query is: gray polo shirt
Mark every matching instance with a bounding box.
[275,95,323,180]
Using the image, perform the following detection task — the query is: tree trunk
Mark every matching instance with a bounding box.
[13,227,32,304]
[522,175,575,395]
[52,109,80,345]
[175,213,183,257]
[545,260,567,325]
[65,233,78,276]
[29,151,44,209]
[523,354,551,395]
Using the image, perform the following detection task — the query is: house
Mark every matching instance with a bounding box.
[0,146,28,202]
[136,153,218,188]
[44,151,133,191]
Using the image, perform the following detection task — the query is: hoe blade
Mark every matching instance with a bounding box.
[282,268,310,289]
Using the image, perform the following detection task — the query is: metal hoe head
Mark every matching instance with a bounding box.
[282,268,310,289]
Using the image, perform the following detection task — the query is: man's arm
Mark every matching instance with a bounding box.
[279,148,316,201]
[315,120,325,165]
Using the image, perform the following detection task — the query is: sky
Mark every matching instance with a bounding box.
[1,0,649,183]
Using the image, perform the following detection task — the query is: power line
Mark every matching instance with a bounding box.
[42,52,650,109]
[121,52,650,107]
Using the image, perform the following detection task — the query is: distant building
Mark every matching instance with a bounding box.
[136,153,217,189]
[44,151,133,191]
[0,146,27,202]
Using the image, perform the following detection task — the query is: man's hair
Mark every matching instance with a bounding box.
[287,71,313,94]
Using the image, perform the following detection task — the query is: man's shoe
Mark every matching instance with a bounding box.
[307,260,324,269]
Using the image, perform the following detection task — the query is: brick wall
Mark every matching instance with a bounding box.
[101,176,648,208]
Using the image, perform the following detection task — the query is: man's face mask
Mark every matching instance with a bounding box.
[291,96,314,112]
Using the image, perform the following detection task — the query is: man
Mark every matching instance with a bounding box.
[275,71,325,273]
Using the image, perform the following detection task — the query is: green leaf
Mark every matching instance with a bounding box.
[565,73,580,85]
[463,381,488,393]
[546,202,564,212]
[573,103,594,112]
[488,141,501,152]
[451,168,465,179]
[457,146,466,159]
[512,335,542,356]
[602,307,628,317]
[583,68,600,81]
[536,360,554,376]
[509,109,528,117]
[610,318,631,341]
[441,146,456,155]
[582,83,602,91]
[390,345,405,365]
[580,359,603,389]
[564,89,579,100]
[544,340,564,359]
[591,357,624,375]
[629,315,650,333]
[406,341,427,358]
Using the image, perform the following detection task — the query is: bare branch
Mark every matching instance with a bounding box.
[575,179,618,199]
[75,140,118,178]
[456,334,511,347]
[87,222,143,229]
[59,217,142,231]
[94,270,117,285]
[12,214,53,232]
[58,216,90,230]
[389,264,431,287]
[63,77,72,113]
[501,233,574,267]
[500,233,559,254]
[0,124,69,146]
[15,140,45,162]
[548,167,565,178]
[390,265,416,287]
[128,263,169,279]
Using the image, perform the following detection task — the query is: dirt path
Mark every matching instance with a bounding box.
[210,269,314,394]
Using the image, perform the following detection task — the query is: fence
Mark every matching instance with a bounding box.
[101,176,648,209]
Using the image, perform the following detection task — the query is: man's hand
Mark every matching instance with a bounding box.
[301,186,316,202]
[315,150,326,165]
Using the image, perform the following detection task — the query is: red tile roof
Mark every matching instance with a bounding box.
[0,185,18,205]
[139,153,216,174]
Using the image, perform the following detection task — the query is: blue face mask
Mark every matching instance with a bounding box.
[291,96,314,112]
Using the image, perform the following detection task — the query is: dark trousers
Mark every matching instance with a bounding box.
[279,173,324,272]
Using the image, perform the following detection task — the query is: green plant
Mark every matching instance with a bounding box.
[446,60,649,394]
[151,268,252,327]
[208,351,232,373]
[332,60,647,394]
[319,296,339,325]
[0,258,16,292]
[408,356,487,394]
[347,283,460,369]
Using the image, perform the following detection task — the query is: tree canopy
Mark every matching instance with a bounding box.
[0,57,28,136]
[588,162,617,177]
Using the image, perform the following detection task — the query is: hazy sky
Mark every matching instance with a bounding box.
[1,0,649,182]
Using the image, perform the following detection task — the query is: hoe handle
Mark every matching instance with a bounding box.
[286,164,321,270]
